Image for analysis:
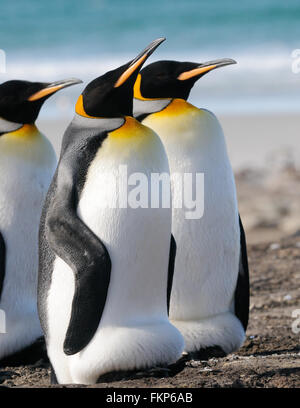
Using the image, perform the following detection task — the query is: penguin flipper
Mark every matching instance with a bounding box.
[234,214,250,331]
[46,188,111,356]
[167,234,176,314]
[0,231,5,301]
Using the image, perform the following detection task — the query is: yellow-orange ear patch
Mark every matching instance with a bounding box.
[133,74,146,100]
[133,74,169,102]
[178,65,217,81]
[75,94,99,118]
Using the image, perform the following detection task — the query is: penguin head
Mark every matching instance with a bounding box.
[75,38,166,119]
[134,58,236,101]
[0,78,82,125]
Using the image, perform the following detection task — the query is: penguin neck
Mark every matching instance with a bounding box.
[139,98,201,133]
[0,117,23,136]
[72,113,125,133]
[133,97,172,121]
[141,98,226,159]
[149,98,198,117]
[108,115,152,140]
[0,121,56,167]
[0,120,40,140]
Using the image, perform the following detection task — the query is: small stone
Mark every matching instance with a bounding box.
[228,354,239,360]
[188,360,202,368]
[269,243,280,250]
[283,294,292,301]
[209,358,219,364]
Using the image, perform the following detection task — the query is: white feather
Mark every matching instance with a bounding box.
[142,103,245,353]
[0,129,57,359]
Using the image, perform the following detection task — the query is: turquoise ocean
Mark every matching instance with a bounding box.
[0,0,300,118]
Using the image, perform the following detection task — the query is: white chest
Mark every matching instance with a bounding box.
[76,131,173,323]
[143,107,240,318]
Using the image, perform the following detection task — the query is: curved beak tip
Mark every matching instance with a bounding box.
[144,36,166,57]
[70,78,83,84]
[114,37,165,88]
[154,37,166,45]
[228,59,237,65]
[53,78,83,87]
[28,78,83,101]
[219,58,237,67]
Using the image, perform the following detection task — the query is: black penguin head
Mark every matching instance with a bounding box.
[0,78,82,124]
[135,58,237,101]
[75,38,166,119]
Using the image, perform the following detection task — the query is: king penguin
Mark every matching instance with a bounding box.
[0,78,82,361]
[38,39,184,385]
[133,59,249,357]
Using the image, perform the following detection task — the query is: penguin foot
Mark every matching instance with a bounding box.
[187,345,227,361]
[135,366,171,377]
[0,337,48,367]
[135,357,186,378]
[97,357,187,383]
[171,312,246,355]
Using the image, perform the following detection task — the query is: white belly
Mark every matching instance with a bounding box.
[143,108,240,320]
[0,133,56,359]
[170,154,240,320]
[79,192,171,326]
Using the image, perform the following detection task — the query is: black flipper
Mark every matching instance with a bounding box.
[0,231,5,301]
[167,234,176,315]
[234,215,250,331]
[44,128,112,356]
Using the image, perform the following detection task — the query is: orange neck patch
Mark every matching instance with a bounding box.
[150,98,199,118]
[109,116,143,138]
[109,115,158,147]
[6,124,39,140]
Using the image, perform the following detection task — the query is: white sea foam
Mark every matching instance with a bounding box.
[1,48,299,117]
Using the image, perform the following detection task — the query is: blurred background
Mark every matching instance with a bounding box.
[1,0,300,243]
